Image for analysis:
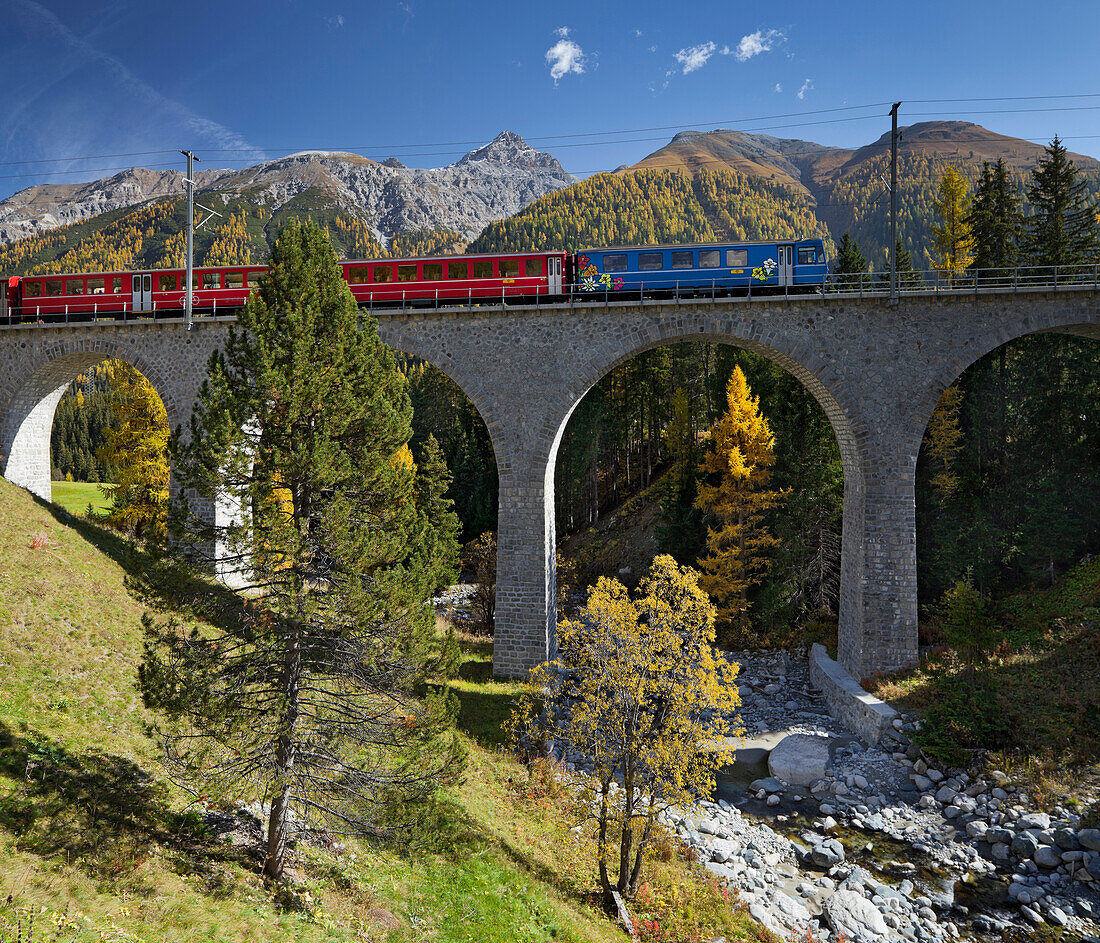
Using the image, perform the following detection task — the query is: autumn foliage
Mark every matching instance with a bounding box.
[509,555,741,907]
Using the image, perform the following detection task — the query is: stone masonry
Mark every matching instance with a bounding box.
[0,289,1096,682]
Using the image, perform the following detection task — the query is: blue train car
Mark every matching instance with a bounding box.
[572,239,828,294]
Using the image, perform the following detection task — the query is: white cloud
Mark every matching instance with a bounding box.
[674,41,717,74]
[555,26,570,38]
[649,44,657,53]
[774,82,782,93]
[797,78,814,100]
[730,28,785,61]
[325,14,344,28]
[546,37,586,84]
[635,28,642,37]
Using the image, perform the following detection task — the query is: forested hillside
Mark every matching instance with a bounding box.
[0,191,466,275]
[469,167,829,253]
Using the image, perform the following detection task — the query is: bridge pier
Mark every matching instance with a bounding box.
[837,435,920,683]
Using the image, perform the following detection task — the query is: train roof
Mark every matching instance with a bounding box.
[576,239,825,253]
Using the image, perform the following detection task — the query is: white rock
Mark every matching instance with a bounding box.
[823,889,889,939]
[768,734,832,786]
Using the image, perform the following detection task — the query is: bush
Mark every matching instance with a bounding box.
[917,672,1013,765]
[938,575,995,662]
[462,531,496,635]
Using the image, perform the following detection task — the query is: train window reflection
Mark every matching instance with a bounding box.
[524,258,543,277]
[111,277,122,294]
[471,259,493,278]
[348,266,369,284]
[248,271,264,288]
[88,278,105,294]
[44,280,63,296]
[159,274,178,291]
[798,247,819,264]
[225,272,244,288]
[603,254,627,272]
[66,278,85,294]
[203,272,221,289]
[448,261,468,279]
[25,281,41,297]
[397,264,418,282]
[699,250,720,268]
[726,249,748,267]
[372,265,393,283]
[423,263,443,280]
[639,252,663,271]
[499,260,519,278]
[671,251,693,269]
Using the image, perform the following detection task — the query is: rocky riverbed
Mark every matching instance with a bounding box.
[669,649,1100,942]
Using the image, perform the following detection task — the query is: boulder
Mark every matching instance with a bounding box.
[750,777,784,794]
[769,888,812,927]
[1079,828,1100,853]
[1012,832,1040,859]
[810,838,846,868]
[1034,845,1061,869]
[935,785,958,804]
[1017,812,1051,830]
[823,889,889,940]
[768,734,831,787]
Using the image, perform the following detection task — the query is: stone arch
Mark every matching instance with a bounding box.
[0,339,182,502]
[909,304,1100,459]
[541,323,865,656]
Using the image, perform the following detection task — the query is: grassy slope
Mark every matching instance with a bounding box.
[0,478,767,943]
[49,481,110,518]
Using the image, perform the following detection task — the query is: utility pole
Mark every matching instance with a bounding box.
[180,150,201,330]
[889,102,901,303]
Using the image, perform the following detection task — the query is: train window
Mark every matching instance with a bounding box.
[248,271,264,288]
[471,259,493,278]
[203,272,221,289]
[159,273,178,291]
[423,263,443,280]
[671,250,693,269]
[499,259,520,278]
[699,250,720,268]
[798,247,820,265]
[371,265,393,283]
[397,264,418,282]
[726,249,748,267]
[25,281,41,297]
[603,254,628,273]
[448,261,469,279]
[638,252,664,271]
[348,266,369,284]
[111,276,122,293]
[88,278,105,294]
[225,272,244,288]
[44,279,63,296]
[524,258,543,277]
[66,278,85,294]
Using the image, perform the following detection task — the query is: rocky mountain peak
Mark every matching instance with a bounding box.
[458,131,565,173]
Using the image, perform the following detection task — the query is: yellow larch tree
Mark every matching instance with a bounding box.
[508,555,741,906]
[694,366,785,642]
[931,165,974,281]
[97,362,170,542]
[925,384,964,501]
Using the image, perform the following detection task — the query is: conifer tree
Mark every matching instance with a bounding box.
[694,367,785,642]
[655,387,704,562]
[931,165,974,280]
[877,239,925,290]
[1024,136,1100,268]
[967,159,1023,278]
[414,433,462,593]
[831,231,868,289]
[96,362,170,541]
[140,219,463,883]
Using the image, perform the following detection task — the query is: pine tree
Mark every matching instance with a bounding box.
[694,367,785,643]
[877,239,925,290]
[414,434,462,593]
[140,219,463,883]
[655,387,704,562]
[831,231,868,290]
[967,159,1023,278]
[96,363,170,541]
[1024,136,1100,268]
[931,165,974,281]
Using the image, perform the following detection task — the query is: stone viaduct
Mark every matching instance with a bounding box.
[1,288,1096,681]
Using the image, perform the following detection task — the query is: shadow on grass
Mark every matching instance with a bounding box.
[0,721,240,888]
[35,495,249,635]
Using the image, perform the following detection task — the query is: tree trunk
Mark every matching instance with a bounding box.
[263,618,302,882]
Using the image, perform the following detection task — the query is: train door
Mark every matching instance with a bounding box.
[777,244,794,286]
[131,273,153,312]
[548,256,563,293]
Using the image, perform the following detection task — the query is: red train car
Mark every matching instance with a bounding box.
[2,250,568,323]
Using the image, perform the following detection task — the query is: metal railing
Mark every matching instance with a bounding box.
[2,263,1098,328]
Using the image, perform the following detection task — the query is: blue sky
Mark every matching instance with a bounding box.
[2,0,1099,199]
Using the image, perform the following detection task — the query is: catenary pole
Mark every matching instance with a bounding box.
[180,150,200,330]
[890,103,901,302]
